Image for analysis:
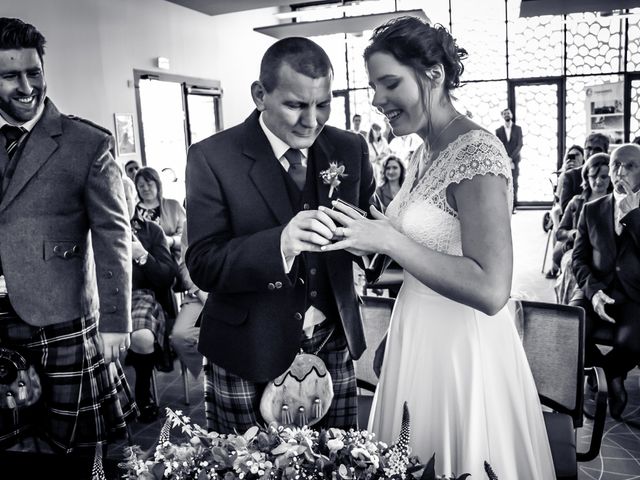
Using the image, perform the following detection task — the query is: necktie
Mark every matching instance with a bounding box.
[1,125,26,161]
[284,148,306,190]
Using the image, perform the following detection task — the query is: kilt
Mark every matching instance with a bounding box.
[204,320,357,434]
[131,289,165,347]
[0,301,138,453]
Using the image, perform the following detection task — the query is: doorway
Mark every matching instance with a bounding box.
[510,79,563,206]
[135,71,222,205]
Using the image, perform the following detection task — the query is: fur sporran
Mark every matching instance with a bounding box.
[0,346,43,445]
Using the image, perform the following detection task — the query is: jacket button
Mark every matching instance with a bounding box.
[71,245,80,254]
[113,287,120,294]
[303,203,310,210]
[293,312,303,321]
[105,305,117,313]
[105,271,113,279]
[63,250,73,259]
[53,245,62,254]
[616,266,621,272]
[275,281,283,289]
[310,290,317,298]
[310,268,317,275]
[268,282,275,290]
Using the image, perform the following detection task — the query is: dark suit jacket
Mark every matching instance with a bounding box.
[185,110,375,382]
[572,194,640,302]
[0,99,132,331]
[557,167,583,213]
[495,124,523,169]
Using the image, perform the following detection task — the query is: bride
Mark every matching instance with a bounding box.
[321,16,555,479]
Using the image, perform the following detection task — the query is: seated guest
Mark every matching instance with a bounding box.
[375,155,405,212]
[552,153,611,301]
[134,166,186,262]
[557,133,608,214]
[571,143,640,420]
[127,217,178,422]
[125,159,141,182]
[170,220,206,379]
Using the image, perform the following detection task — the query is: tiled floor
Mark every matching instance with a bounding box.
[91,210,640,478]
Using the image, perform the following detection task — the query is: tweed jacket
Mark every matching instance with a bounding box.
[185,110,375,382]
[0,99,132,332]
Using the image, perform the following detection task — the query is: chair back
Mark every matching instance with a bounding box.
[355,296,394,389]
[516,300,585,427]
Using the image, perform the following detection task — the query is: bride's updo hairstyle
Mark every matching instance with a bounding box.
[364,16,467,98]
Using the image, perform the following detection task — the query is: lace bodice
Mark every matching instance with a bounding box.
[386,129,512,256]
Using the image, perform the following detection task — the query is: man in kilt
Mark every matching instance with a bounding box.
[0,17,136,471]
[186,37,375,434]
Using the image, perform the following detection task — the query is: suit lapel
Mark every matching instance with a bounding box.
[599,194,617,255]
[244,112,293,224]
[0,100,60,212]
[310,132,336,208]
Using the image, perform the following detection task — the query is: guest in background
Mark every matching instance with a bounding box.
[495,108,523,212]
[125,159,141,182]
[0,17,135,471]
[350,113,367,137]
[170,219,206,379]
[571,143,640,420]
[367,122,390,183]
[545,144,586,279]
[553,153,611,301]
[134,166,186,262]
[127,217,178,422]
[557,133,609,214]
[375,155,405,211]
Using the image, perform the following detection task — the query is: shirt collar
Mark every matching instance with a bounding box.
[0,102,45,132]
[258,113,308,168]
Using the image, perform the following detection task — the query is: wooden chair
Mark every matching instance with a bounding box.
[355,295,394,429]
[515,300,608,480]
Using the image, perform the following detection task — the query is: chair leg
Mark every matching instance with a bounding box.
[181,361,190,405]
[541,228,553,273]
[150,369,159,405]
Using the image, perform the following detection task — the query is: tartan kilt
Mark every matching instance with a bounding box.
[0,311,138,453]
[204,320,357,434]
[131,289,166,347]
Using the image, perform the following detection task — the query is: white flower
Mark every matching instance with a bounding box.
[327,438,345,452]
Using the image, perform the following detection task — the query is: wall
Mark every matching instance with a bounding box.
[3,0,276,164]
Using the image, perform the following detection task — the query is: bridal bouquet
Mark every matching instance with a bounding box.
[120,404,497,480]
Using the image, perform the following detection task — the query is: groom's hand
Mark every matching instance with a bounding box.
[281,210,337,258]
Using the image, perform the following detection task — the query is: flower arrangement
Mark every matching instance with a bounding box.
[120,404,498,480]
[319,162,347,198]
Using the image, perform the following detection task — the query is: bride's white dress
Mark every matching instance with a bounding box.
[368,130,555,479]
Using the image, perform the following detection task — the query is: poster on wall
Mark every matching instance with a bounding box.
[114,113,137,156]
[584,81,623,148]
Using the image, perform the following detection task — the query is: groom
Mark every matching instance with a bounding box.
[185,37,376,434]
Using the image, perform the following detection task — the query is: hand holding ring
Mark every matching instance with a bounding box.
[119,345,127,351]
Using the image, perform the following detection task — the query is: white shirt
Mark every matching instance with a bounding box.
[258,113,325,337]
[0,103,45,132]
[504,122,512,142]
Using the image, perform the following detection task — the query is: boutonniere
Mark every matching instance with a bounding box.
[319,162,347,198]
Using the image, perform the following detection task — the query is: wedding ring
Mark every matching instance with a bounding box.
[119,345,127,351]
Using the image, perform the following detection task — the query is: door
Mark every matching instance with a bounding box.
[510,79,563,206]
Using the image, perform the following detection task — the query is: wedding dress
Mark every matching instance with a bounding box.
[368,129,555,479]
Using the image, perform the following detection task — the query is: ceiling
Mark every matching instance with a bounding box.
[164,0,300,16]
[166,0,640,18]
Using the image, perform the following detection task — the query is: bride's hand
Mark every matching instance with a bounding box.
[319,203,394,256]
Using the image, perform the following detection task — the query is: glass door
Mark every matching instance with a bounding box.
[510,79,562,205]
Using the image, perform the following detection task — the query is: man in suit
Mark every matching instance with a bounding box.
[495,108,523,212]
[186,37,375,434]
[571,143,640,420]
[0,18,135,469]
[350,113,367,137]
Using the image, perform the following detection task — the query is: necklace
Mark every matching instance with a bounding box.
[420,113,465,175]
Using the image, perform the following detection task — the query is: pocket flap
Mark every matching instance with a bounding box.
[43,240,82,261]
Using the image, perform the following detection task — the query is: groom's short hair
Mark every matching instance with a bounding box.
[259,37,333,93]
